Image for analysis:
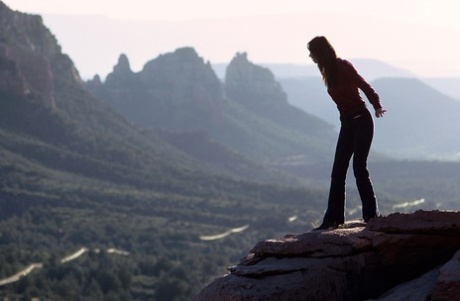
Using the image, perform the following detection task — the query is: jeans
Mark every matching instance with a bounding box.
[322,107,379,224]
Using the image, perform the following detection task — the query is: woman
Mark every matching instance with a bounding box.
[307,36,386,230]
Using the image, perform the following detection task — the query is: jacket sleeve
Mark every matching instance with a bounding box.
[343,60,382,110]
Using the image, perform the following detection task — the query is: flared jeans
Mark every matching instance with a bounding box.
[322,107,379,224]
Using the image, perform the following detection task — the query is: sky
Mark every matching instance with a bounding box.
[3,0,460,78]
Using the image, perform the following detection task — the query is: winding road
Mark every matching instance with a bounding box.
[199,224,250,241]
[0,247,128,287]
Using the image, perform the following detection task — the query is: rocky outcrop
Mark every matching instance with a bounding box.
[224,52,335,142]
[194,210,460,301]
[139,47,225,128]
[87,54,145,120]
[225,52,287,106]
[104,53,137,88]
[0,53,28,98]
[141,47,225,108]
[0,1,81,107]
[86,48,225,132]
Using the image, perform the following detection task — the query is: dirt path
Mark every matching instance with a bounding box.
[0,247,129,287]
[0,263,43,286]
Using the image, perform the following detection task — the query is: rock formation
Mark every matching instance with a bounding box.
[225,52,287,106]
[0,1,82,107]
[85,49,337,165]
[86,48,225,132]
[104,53,137,89]
[225,52,335,142]
[193,210,460,301]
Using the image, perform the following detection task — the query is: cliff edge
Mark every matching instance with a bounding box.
[194,210,460,301]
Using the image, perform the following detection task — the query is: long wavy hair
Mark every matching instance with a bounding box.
[307,36,338,87]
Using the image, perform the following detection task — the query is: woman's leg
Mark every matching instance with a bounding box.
[320,123,354,227]
[352,110,379,221]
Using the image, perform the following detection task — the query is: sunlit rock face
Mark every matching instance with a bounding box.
[193,210,460,301]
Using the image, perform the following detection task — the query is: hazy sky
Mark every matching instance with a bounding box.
[4,0,459,25]
[3,0,460,78]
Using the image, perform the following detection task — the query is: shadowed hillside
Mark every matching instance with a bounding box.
[373,78,460,160]
[280,76,460,161]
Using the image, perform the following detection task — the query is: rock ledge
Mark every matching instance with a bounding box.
[194,210,460,301]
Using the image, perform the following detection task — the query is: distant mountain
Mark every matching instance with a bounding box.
[87,50,338,166]
[372,78,460,160]
[0,1,306,198]
[281,75,460,160]
[88,49,225,133]
[0,2,207,192]
[345,59,415,81]
[420,77,460,101]
[279,77,337,127]
[213,59,415,81]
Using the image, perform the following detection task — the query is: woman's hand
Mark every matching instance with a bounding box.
[375,108,387,118]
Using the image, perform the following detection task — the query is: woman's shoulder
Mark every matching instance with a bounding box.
[337,58,354,67]
[336,58,358,74]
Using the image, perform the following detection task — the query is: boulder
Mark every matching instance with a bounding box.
[193,210,460,301]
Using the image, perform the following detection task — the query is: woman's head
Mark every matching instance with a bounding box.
[307,36,337,63]
[307,36,338,86]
